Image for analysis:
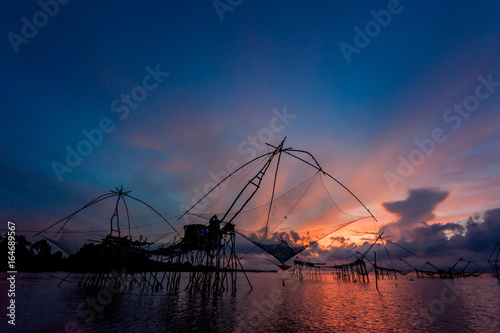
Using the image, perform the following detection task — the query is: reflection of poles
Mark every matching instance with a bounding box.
[495,257,499,284]
[361,259,369,283]
[488,241,500,284]
[374,251,379,292]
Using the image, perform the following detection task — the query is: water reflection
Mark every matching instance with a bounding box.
[1,272,499,332]
[162,292,237,332]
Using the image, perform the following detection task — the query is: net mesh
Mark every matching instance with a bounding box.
[185,149,372,266]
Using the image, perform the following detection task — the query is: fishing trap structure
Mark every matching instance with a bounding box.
[291,258,326,281]
[38,138,380,295]
[180,137,377,281]
[36,186,179,292]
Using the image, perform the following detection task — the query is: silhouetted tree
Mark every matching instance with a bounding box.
[31,239,51,257]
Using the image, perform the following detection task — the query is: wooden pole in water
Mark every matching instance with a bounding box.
[374,251,379,291]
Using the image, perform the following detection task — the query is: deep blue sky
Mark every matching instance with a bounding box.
[1,1,500,266]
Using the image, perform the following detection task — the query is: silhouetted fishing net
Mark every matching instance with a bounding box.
[42,230,83,255]
[40,227,175,256]
[252,238,306,265]
[237,219,366,265]
[182,143,374,267]
[36,187,179,255]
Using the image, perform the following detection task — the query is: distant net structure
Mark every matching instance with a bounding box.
[398,258,481,280]
[180,137,377,275]
[327,232,483,291]
[36,186,177,253]
[330,257,370,283]
[488,240,500,283]
[328,233,394,286]
[36,186,179,291]
[387,238,482,280]
[291,258,326,281]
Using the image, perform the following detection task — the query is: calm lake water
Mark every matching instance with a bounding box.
[1,272,499,332]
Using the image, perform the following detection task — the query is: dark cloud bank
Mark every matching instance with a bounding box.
[313,188,500,272]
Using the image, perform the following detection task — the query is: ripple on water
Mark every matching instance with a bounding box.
[1,272,500,332]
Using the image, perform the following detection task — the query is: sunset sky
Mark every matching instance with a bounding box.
[1,1,499,269]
